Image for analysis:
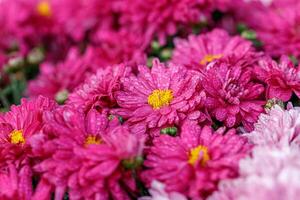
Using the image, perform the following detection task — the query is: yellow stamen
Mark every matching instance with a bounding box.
[10,130,25,145]
[148,89,173,109]
[200,54,222,65]
[36,1,52,17]
[188,145,210,166]
[85,135,102,146]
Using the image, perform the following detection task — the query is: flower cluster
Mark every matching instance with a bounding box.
[1,0,300,199]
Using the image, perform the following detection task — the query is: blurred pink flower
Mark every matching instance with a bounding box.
[255,56,300,101]
[202,61,265,131]
[237,0,300,58]
[28,47,95,99]
[91,29,147,66]
[120,0,212,45]
[142,121,251,199]
[36,106,144,200]
[172,29,257,70]
[114,59,206,135]
[209,146,300,200]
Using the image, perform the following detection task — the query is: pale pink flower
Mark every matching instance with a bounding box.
[209,146,300,200]
[246,105,300,148]
[139,181,187,200]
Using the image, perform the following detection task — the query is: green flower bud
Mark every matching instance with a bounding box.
[160,127,178,137]
[55,89,69,104]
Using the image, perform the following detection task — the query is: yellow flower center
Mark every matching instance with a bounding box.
[85,135,102,146]
[147,89,173,109]
[36,1,52,17]
[188,145,210,166]
[200,54,222,65]
[10,130,25,145]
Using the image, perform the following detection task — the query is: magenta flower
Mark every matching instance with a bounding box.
[202,61,265,131]
[255,56,300,101]
[142,121,251,199]
[114,59,206,135]
[171,29,258,70]
[209,146,300,200]
[36,106,144,200]
[67,64,130,113]
[0,96,56,200]
[246,105,300,148]
[0,96,56,160]
[120,0,212,45]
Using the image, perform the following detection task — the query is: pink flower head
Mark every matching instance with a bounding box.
[142,121,251,199]
[255,56,300,101]
[209,146,300,200]
[28,47,96,100]
[67,64,130,113]
[139,181,187,200]
[114,59,206,135]
[202,61,265,131]
[0,96,56,200]
[0,96,56,162]
[171,29,258,70]
[120,0,212,45]
[246,105,300,148]
[36,106,144,200]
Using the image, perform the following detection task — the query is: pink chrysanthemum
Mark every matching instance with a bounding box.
[209,146,300,200]
[139,181,187,200]
[202,61,265,131]
[120,0,212,45]
[114,59,206,135]
[142,121,251,199]
[0,96,56,161]
[67,64,130,113]
[0,96,56,200]
[246,105,300,148]
[255,56,300,101]
[36,106,144,200]
[171,29,258,70]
